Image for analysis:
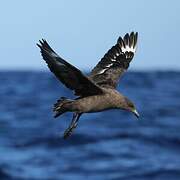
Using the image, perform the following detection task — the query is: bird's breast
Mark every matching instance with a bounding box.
[75,93,118,113]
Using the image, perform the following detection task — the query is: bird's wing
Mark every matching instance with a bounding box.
[37,39,103,97]
[89,32,138,88]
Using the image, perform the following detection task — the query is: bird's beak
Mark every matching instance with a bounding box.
[132,109,139,119]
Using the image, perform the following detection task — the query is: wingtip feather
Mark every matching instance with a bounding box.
[36,42,42,49]
[117,31,138,53]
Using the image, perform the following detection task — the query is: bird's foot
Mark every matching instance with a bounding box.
[63,113,82,139]
[63,122,78,139]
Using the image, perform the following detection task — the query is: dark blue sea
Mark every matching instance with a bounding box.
[0,71,180,180]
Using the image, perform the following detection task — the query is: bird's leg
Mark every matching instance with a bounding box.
[63,113,82,139]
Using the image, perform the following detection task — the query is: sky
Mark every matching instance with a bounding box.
[0,0,180,71]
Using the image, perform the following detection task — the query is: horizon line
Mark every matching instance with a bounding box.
[0,68,180,73]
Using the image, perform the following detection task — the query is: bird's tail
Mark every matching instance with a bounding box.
[53,97,73,118]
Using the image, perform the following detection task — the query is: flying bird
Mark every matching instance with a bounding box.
[37,32,139,139]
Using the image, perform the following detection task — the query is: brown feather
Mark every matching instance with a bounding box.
[37,40,103,97]
[89,32,138,89]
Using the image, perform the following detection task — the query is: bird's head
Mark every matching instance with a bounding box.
[122,97,139,119]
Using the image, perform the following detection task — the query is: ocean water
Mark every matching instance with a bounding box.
[0,71,180,180]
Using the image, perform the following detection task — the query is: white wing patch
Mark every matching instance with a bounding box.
[105,63,113,68]
[95,32,138,76]
[97,63,113,74]
[98,68,107,74]
[121,44,136,53]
